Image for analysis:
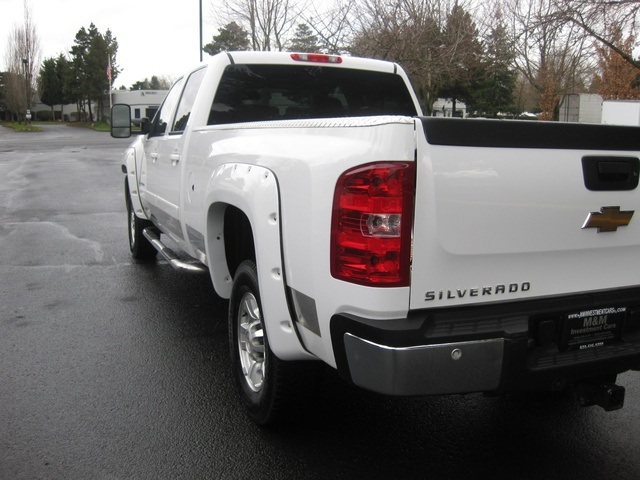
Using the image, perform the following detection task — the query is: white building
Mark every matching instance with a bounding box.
[431,98,467,118]
[28,89,168,122]
[110,89,167,124]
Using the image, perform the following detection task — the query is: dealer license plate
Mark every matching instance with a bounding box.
[559,306,626,352]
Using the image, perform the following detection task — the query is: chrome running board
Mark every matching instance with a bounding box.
[143,227,208,274]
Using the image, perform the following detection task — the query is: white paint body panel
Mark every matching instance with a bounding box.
[184,118,417,364]
[127,51,423,363]
[410,130,640,310]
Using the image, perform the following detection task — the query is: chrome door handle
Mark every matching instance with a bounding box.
[170,154,180,165]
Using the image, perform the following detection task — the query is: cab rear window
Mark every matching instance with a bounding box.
[208,64,417,125]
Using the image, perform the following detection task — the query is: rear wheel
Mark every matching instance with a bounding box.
[126,184,157,261]
[229,260,318,425]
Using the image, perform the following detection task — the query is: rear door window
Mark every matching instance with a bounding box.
[150,77,184,137]
[172,67,207,133]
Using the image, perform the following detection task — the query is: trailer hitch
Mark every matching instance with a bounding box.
[575,380,625,412]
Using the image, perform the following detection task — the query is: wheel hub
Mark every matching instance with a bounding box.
[129,208,136,247]
[237,292,265,392]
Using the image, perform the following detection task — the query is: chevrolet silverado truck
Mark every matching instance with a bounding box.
[111,51,640,425]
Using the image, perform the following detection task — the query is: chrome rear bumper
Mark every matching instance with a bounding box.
[343,334,504,395]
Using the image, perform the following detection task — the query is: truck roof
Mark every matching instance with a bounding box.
[205,51,401,75]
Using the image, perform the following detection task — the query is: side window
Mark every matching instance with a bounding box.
[150,77,184,137]
[171,67,206,133]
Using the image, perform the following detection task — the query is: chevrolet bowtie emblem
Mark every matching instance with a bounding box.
[582,206,634,232]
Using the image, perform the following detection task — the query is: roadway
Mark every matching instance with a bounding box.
[1,124,639,479]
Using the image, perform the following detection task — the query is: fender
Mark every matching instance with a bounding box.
[204,163,312,361]
[123,136,151,221]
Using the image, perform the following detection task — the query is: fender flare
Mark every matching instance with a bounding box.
[123,140,150,221]
[204,163,312,361]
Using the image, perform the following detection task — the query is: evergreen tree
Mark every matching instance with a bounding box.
[38,57,61,119]
[0,72,7,120]
[469,8,516,117]
[69,23,119,121]
[437,5,484,116]
[130,76,171,90]
[69,25,93,119]
[130,78,151,90]
[64,52,84,118]
[149,76,162,90]
[288,24,320,52]
[37,55,76,121]
[56,54,73,120]
[203,22,250,56]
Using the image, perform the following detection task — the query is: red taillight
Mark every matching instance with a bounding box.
[331,162,415,287]
[291,53,342,64]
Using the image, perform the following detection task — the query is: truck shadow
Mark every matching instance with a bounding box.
[262,379,627,480]
[127,261,639,480]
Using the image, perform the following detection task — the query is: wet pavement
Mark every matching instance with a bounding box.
[1,124,639,479]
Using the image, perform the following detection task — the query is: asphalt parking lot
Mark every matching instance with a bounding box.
[1,124,640,479]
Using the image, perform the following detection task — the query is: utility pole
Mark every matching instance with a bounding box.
[22,57,31,124]
[108,55,113,112]
[199,0,203,62]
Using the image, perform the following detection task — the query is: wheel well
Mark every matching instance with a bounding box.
[224,205,255,278]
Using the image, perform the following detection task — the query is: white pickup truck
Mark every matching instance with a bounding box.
[111,51,640,424]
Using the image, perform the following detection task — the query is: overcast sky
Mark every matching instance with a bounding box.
[1,0,219,88]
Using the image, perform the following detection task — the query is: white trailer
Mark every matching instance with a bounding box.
[602,100,640,126]
[559,94,602,123]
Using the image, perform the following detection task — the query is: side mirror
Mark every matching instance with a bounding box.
[140,117,151,135]
[110,104,132,138]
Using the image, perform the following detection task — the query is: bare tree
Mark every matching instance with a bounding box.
[592,25,640,99]
[350,0,477,114]
[550,0,640,69]
[210,0,302,51]
[505,0,593,119]
[301,0,356,53]
[3,0,41,121]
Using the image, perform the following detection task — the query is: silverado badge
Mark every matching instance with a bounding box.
[582,206,634,232]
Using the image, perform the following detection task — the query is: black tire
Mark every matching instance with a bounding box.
[229,260,317,426]
[125,183,157,261]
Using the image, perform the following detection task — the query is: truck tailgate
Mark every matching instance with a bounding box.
[410,118,640,309]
